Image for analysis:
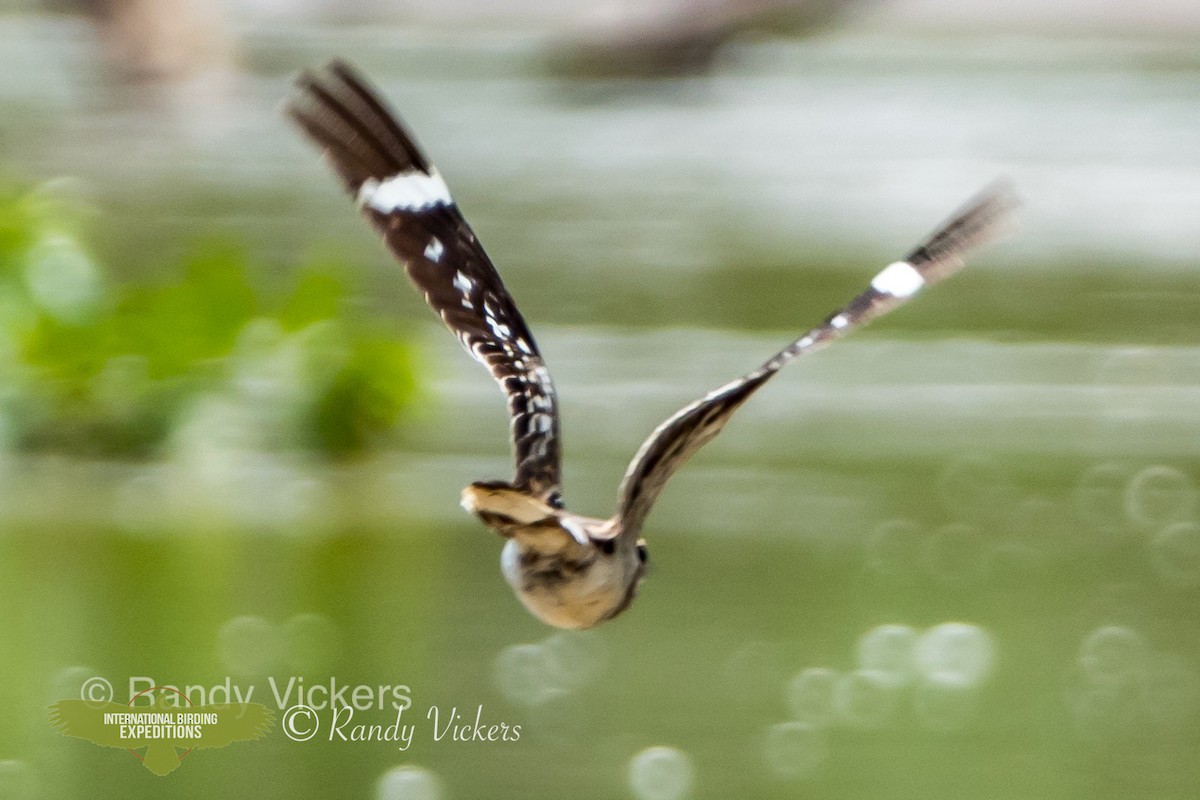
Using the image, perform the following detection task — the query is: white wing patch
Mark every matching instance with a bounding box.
[452,271,473,294]
[425,237,445,262]
[830,313,850,330]
[452,271,474,309]
[358,169,452,213]
[482,299,513,338]
[870,260,925,298]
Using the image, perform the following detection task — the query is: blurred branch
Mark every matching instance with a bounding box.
[545,0,868,79]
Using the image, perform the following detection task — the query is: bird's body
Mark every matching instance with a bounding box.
[286,61,1017,629]
[462,481,637,628]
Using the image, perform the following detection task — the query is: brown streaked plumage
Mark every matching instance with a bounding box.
[286,59,1018,629]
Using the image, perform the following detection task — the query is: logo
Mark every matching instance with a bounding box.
[48,683,273,776]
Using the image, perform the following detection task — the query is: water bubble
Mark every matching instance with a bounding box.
[0,760,35,800]
[913,677,979,732]
[762,721,829,780]
[1073,462,1134,534]
[923,524,989,583]
[865,519,923,577]
[628,746,694,800]
[494,632,608,707]
[785,667,839,726]
[832,669,900,729]
[282,613,339,674]
[540,631,608,692]
[856,625,917,688]
[218,615,280,676]
[376,766,443,800]
[913,623,995,687]
[493,643,557,706]
[1079,626,1147,688]
[1150,522,1200,588]
[1124,466,1196,528]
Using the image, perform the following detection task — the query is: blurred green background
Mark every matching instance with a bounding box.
[0,1,1198,798]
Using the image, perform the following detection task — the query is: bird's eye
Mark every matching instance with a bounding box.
[636,544,648,564]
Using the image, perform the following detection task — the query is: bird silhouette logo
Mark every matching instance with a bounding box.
[48,686,274,776]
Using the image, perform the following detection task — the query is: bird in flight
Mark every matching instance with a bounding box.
[286,60,1017,630]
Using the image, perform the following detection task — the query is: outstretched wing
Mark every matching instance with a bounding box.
[286,60,563,503]
[612,182,1019,536]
